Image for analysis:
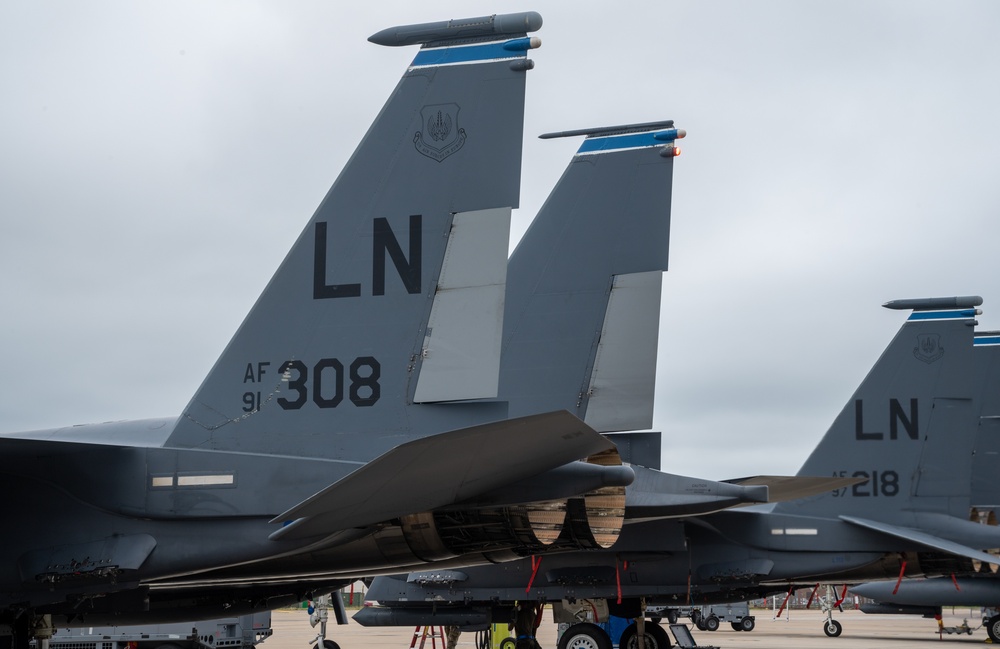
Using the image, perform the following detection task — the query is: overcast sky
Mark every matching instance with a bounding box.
[2,2,998,481]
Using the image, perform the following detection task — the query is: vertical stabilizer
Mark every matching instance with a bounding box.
[166,13,542,458]
[777,296,982,520]
[500,123,683,431]
[971,331,1000,510]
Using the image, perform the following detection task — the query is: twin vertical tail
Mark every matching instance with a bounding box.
[777,296,983,521]
[166,13,542,458]
[500,122,684,432]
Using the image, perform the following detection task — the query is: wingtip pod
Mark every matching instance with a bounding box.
[882,295,983,311]
[369,11,543,47]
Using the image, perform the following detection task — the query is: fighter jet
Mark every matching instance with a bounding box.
[848,329,1000,641]
[359,296,1000,646]
[131,120,796,599]
[0,12,644,646]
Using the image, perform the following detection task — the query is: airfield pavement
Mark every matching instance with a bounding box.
[267,606,994,649]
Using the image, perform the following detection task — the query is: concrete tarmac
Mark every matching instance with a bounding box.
[268,607,991,649]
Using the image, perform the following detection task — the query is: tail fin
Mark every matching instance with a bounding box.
[775,296,983,520]
[971,330,1000,511]
[166,13,542,457]
[499,122,684,431]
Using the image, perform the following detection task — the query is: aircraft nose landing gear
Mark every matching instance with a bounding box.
[823,619,842,638]
[819,585,844,637]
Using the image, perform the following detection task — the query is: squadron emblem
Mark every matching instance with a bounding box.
[913,333,944,364]
[414,103,467,161]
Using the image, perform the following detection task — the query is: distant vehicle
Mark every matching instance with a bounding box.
[649,604,754,632]
[690,604,754,632]
[39,613,272,649]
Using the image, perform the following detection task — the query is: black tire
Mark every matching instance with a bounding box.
[314,640,340,649]
[500,638,516,649]
[649,617,662,625]
[619,623,671,649]
[694,620,707,631]
[730,622,741,632]
[666,611,678,625]
[557,623,612,649]
[704,616,720,632]
[740,617,755,632]
[690,610,702,625]
[823,619,843,638]
[987,614,1000,643]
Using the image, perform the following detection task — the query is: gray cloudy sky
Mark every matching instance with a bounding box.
[2,2,998,481]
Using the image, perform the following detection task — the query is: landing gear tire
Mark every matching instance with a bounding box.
[703,616,720,632]
[314,640,340,649]
[987,614,1000,643]
[666,611,678,625]
[823,619,843,638]
[557,623,611,649]
[739,617,755,632]
[619,623,671,649]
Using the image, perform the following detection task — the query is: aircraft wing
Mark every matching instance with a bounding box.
[270,410,620,541]
[841,515,1000,565]
[726,475,865,502]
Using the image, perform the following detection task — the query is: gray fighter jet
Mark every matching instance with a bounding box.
[849,329,1000,641]
[0,12,649,647]
[359,296,1000,646]
[135,116,822,618]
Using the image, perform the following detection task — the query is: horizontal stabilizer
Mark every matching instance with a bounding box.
[841,515,1000,566]
[727,475,865,503]
[270,411,613,541]
[624,466,768,519]
[453,460,634,508]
